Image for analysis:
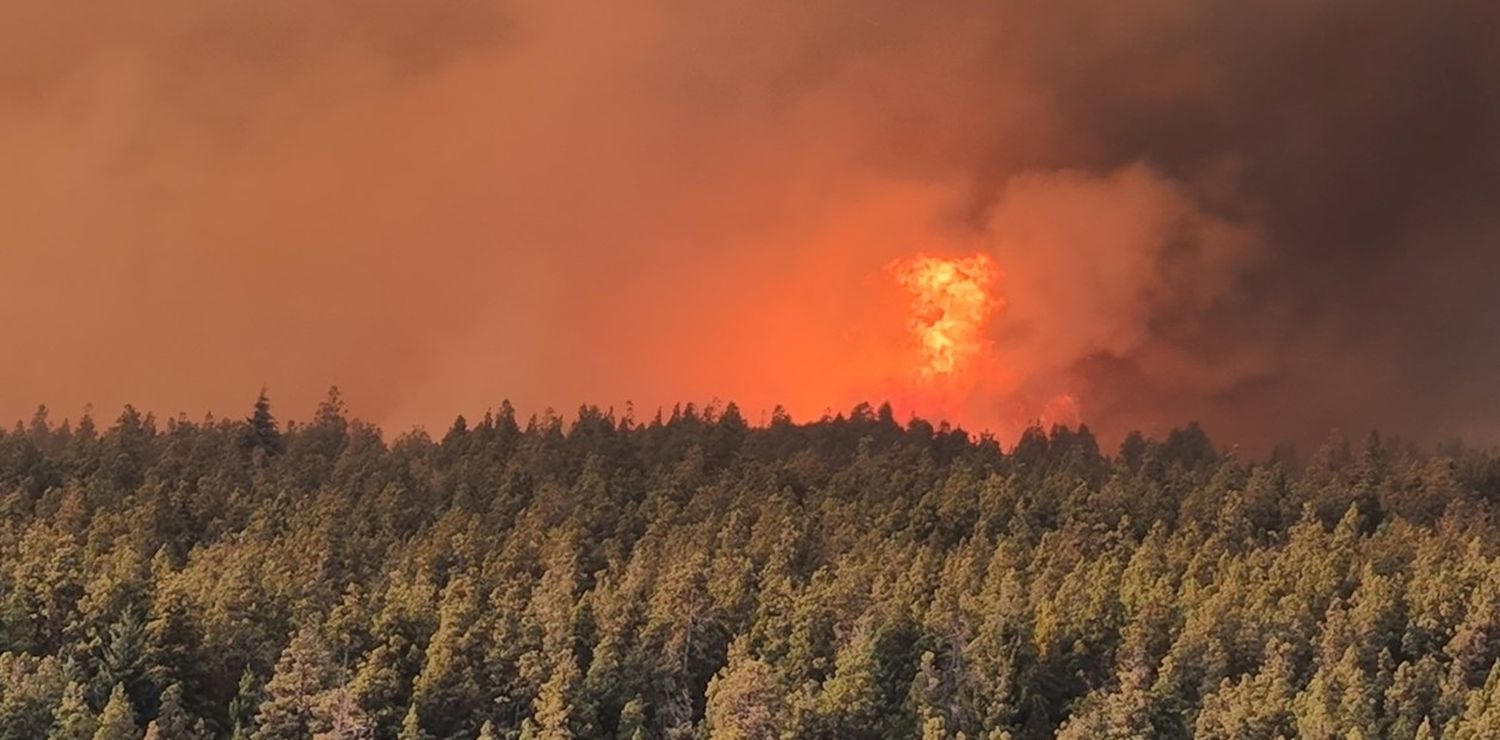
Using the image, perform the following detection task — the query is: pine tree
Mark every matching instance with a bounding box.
[92,684,138,740]
[145,589,204,707]
[1450,662,1500,739]
[1415,716,1437,740]
[150,684,197,740]
[49,681,97,740]
[97,609,152,717]
[242,390,283,458]
[347,640,407,736]
[1194,642,1297,740]
[910,651,950,740]
[704,641,782,740]
[1057,657,1155,740]
[409,576,483,739]
[1385,657,1443,739]
[252,627,341,739]
[396,704,427,740]
[814,626,885,736]
[227,668,260,740]
[528,652,589,740]
[311,686,371,740]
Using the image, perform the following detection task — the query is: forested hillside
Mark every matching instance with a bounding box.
[5,391,1500,739]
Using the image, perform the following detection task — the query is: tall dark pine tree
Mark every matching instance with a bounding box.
[242,390,283,458]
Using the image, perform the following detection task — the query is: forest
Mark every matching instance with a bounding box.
[3,390,1500,739]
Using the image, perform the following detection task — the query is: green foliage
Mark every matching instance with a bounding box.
[3,397,1500,737]
[241,391,283,459]
[93,684,138,740]
[0,654,67,740]
[151,683,205,740]
[96,609,152,720]
[225,668,259,740]
[250,626,341,739]
[705,640,783,740]
[49,682,97,740]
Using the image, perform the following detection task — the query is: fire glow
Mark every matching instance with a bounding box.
[891,253,1001,382]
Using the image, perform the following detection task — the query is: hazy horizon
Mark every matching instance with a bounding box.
[5,0,1499,454]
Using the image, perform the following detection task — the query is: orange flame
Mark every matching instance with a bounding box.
[890,253,1001,381]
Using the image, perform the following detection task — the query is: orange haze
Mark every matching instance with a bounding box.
[5,0,1500,451]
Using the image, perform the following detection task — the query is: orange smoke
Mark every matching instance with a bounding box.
[1040,393,1082,429]
[891,253,1001,381]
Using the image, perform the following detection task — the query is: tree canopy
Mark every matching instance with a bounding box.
[1,393,1499,738]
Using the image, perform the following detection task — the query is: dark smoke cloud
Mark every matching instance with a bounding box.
[1,0,1497,452]
[999,0,1500,447]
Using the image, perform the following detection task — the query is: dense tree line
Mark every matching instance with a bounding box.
[3,390,1500,738]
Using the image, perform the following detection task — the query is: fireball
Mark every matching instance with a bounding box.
[890,253,1001,381]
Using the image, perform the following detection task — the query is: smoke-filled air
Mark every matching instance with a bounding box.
[3,0,1500,451]
[10,4,1500,740]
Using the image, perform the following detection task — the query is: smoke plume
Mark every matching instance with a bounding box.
[2,0,1498,451]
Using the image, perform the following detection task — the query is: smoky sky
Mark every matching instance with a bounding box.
[1,0,1498,452]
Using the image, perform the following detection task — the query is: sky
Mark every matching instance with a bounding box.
[2,0,1499,452]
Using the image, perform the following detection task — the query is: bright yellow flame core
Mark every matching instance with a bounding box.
[892,253,1000,380]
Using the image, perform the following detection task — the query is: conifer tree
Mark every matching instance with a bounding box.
[1415,716,1437,740]
[396,704,426,740]
[312,686,371,740]
[814,625,885,737]
[252,627,341,739]
[150,684,197,740]
[97,609,151,716]
[704,641,782,740]
[242,390,283,458]
[348,640,407,736]
[526,651,592,740]
[49,681,97,740]
[92,684,138,740]
[1449,662,1500,740]
[408,576,483,739]
[145,589,204,705]
[227,668,260,740]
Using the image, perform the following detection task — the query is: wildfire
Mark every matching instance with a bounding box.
[891,253,1001,381]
